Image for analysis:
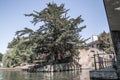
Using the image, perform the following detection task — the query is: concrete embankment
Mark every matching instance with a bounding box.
[90,66,118,80]
[24,62,81,72]
[0,62,81,72]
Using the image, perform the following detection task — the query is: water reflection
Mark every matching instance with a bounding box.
[0,70,90,80]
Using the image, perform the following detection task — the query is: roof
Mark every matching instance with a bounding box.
[104,0,120,31]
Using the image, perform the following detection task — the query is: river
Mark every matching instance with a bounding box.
[0,69,90,80]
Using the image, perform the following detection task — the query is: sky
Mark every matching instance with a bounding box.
[0,0,110,53]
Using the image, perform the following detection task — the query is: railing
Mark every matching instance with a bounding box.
[93,53,115,70]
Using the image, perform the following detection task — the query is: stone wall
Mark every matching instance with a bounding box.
[32,62,81,72]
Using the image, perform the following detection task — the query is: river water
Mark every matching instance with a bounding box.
[0,70,90,80]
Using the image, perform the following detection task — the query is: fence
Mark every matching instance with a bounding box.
[93,53,115,70]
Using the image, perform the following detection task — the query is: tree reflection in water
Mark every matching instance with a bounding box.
[0,70,90,80]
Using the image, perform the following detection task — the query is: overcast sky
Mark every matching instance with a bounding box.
[0,0,110,53]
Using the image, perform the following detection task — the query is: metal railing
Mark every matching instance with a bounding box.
[93,53,115,70]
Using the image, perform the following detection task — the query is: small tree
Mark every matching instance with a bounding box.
[98,31,114,53]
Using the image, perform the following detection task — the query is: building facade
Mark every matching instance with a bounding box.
[104,0,120,78]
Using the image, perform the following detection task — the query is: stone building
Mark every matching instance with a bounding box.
[104,0,120,78]
[75,48,114,70]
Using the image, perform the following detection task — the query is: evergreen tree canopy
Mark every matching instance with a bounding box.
[4,3,87,67]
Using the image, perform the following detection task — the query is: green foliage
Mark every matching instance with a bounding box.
[3,37,36,67]
[2,49,21,67]
[97,31,114,53]
[0,53,3,61]
[3,3,87,67]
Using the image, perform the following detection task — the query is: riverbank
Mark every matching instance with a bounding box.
[25,62,81,72]
[0,62,82,72]
[0,67,22,71]
[0,64,35,71]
